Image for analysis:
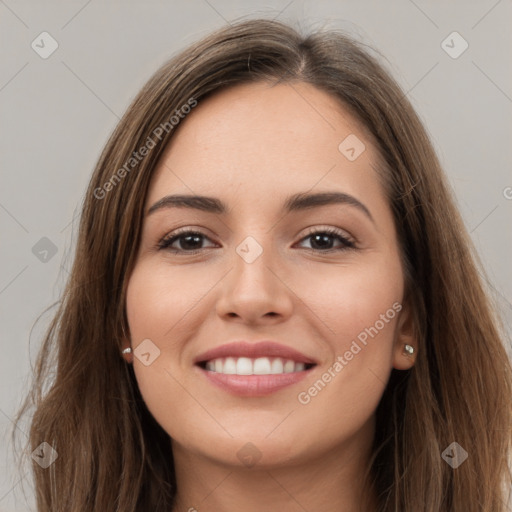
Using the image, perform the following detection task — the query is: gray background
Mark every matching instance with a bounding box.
[1,1,511,510]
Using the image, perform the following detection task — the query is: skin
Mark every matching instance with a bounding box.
[123,81,416,512]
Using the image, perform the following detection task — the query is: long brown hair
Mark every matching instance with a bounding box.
[12,18,512,511]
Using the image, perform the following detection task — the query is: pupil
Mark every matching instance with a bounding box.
[178,233,335,251]
[312,233,332,249]
[182,235,201,249]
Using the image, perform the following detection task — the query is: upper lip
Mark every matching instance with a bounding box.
[194,341,318,365]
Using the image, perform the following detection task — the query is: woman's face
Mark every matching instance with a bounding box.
[125,81,415,468]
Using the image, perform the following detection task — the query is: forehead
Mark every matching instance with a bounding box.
[146,81,385,213]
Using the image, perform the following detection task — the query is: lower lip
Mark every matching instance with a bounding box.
[197,366,314,396]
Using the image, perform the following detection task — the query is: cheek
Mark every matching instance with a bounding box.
[293,257,403,432]
[125,262,211,435]
[302,252,403,348]
[125,246,404,447]
[125,262,203,342]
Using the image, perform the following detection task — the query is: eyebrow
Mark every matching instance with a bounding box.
[147,191,374,223]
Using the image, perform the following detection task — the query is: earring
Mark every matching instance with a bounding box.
[403,344,414,356]
[122,347,132,355]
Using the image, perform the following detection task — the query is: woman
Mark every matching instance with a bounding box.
[13,18,512,511]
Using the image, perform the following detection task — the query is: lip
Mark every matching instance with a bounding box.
[198,369,313,396]
[193,340,318,365]
[193,340,317,397]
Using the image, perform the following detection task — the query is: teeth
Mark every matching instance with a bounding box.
[224,357,236,374]
[283,360,295,373]
[271,358,283,374]
[254,357,271,374]
[203,357,310,375]
[236,357,252,375]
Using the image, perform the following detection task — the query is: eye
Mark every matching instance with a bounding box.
[157,229,216,254]
[296,227,356,252]
[157,227,356,255]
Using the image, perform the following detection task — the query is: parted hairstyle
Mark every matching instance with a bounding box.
[12,17,512,512]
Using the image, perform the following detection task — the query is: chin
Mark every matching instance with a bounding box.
[174,427,310,468]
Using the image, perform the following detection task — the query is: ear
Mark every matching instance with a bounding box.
[120,322,133,364]
[121,340,133,363]
[392,300,417,370]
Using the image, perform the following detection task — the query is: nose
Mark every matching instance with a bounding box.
[215,239,294,325]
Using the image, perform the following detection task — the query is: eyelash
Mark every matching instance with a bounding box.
[156,226,356,255]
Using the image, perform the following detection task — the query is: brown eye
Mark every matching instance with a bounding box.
[297,228,356,252]
[157,230,216,254]
[157,227,356,255]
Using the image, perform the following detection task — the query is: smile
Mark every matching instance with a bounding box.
[194,340,318,396]
[200,356,315,375]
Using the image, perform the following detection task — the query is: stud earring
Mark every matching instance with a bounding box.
[403,344,415,356]
[122,347,132,355]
